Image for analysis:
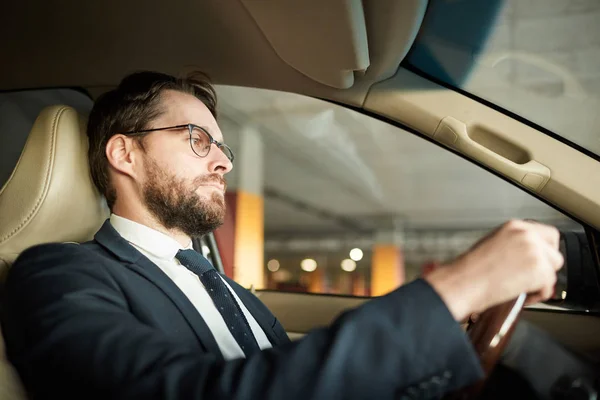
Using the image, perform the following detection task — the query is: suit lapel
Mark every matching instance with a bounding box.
[94,220,224,360]
[224,277,283,346]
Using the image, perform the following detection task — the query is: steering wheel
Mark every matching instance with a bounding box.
[445,293,527,399]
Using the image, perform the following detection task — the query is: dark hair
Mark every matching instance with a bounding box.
[87,71,217,209]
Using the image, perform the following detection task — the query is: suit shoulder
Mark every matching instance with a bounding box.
[17,242,94,263]
[8,242,109,282]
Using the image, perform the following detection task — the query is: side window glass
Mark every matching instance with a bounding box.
[216,86,597,312]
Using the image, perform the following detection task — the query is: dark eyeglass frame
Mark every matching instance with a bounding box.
[122,123,235,163]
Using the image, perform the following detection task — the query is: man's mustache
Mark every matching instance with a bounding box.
[194,174,227,190]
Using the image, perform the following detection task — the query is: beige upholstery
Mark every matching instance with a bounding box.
[0,105,109,399]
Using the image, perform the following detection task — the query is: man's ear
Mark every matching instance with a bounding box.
[106,134,141,179]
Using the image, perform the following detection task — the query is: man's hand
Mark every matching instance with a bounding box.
[425,220,564,322]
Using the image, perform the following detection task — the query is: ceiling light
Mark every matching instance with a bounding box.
[267,259,280,272]
[300,258,317,272]
[349,248,363,261]
[341,259,357,272]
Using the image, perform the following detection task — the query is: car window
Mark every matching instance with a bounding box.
[216,86,598,311]
[405,0,600,157]
[0,88,93,187]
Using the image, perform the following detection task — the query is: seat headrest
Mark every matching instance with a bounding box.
[0,105,109,263]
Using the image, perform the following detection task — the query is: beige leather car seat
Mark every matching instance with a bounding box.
[0,105,109,399]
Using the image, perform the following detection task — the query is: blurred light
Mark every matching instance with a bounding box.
[561,290,567,300]
[349,248,363,261]
[341,259,357,272]
[202,245,211,255]
[267,259,280,272]
[301,258,317,272]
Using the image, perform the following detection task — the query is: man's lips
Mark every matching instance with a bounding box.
[196,175,227,192]
[202,183,225,191]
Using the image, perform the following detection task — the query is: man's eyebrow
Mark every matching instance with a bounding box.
[188,123,210,132]
[202,126,225,142]
[199,125,213,134]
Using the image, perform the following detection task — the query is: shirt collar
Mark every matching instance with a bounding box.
[109,214,193,260]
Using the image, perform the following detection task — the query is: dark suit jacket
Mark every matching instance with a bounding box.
[1,220,483,399]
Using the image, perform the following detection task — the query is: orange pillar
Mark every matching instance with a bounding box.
[233,191,265,289]
[371,241,405,296]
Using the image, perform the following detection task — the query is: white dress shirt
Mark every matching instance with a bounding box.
[110,214,272,360]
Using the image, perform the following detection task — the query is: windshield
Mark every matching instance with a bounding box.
[406,0,600,156]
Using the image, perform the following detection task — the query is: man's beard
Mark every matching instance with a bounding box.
[142,158,226,237]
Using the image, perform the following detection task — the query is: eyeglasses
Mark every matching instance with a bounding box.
[123,124,234,163]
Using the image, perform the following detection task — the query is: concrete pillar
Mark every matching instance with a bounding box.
[213,125,265,289]
[370,229,406,296]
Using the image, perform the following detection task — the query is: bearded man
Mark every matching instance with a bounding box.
[1,71,563,400]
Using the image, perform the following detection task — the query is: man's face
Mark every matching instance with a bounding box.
[136,90,233,237]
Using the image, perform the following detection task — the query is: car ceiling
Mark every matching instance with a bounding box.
[0,0,427,106]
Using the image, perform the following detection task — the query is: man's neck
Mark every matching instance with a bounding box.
[111,203,192,248]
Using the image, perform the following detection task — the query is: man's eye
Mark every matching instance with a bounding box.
[192,137,205,146]
[192,138,211,152]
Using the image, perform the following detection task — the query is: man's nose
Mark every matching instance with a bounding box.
[207,145,233,174]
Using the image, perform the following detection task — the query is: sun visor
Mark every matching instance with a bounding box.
[241,0,370,89]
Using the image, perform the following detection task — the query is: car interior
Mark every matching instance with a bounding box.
[1,0,600,398]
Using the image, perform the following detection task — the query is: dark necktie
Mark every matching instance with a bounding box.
[175,249,261,357]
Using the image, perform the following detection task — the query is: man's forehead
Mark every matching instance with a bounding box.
[160,90,213,118]
[159,90,223,139]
